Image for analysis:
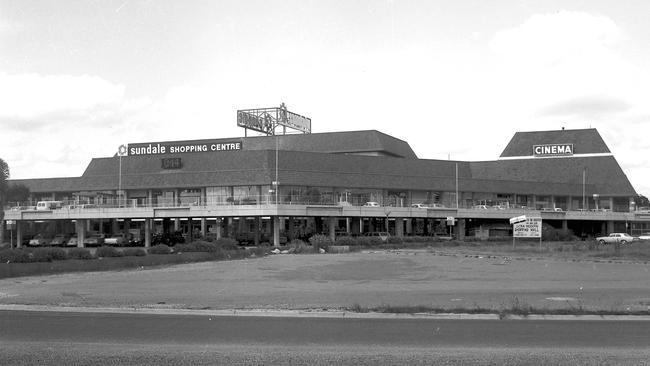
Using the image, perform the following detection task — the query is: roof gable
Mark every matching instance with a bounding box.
[500,128,610,157]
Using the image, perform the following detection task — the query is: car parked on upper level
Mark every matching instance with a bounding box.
[50,234,71,246]
[104,233,131,246]
[595,233,633,245]
[363,202,380,207]
[28,234,52,246]
[83,234,106,247]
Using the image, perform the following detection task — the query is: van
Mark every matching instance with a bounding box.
[36,201,63,210]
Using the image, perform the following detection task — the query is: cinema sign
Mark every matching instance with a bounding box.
[533,143,573,157]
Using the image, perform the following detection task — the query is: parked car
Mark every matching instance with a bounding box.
[104,233,131,246]
[363,231,390,242]
[36,201,63,210]
[50,234,71,246]
[83,234,105,247]
[411,203,428,208]
[637,233,650,240]
[66,235,79,247]
[152,231,185,246]
[473,205,488,209]
[28,234,51,246]
[595,233,633,245]
[363,202,380,207]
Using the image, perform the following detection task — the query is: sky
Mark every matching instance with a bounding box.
[1,0,649,195]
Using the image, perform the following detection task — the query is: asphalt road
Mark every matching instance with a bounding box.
[1,310,649,365]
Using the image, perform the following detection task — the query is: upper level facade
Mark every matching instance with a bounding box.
[3,128,642,222]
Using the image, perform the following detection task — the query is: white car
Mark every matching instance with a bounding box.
[364,202,380,207]
[596,233,634,245]
[411,203,428,209]
[637,233,650,240]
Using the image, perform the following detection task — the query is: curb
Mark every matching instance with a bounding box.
[1,304,650,321]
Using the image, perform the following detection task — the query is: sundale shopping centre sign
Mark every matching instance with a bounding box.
[533,143,573,157]
[123,140,242,156]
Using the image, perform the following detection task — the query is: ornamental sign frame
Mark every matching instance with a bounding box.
[533,143,574,157]
[237,104,311,135]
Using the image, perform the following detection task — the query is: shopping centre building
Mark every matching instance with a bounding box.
[2,120,648,247]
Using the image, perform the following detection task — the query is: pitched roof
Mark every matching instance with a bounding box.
[500,128,610,157]
[7,129,637,198]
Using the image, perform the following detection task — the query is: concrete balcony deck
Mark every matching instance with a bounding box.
[2,204,640,222]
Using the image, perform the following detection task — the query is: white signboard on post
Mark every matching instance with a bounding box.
[513,217,542,238]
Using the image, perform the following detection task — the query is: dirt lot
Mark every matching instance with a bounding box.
[1,248,649,313]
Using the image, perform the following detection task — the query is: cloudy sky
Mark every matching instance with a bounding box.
[1,0,649,195]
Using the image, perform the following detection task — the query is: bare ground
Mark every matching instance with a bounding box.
[1,248,649,313]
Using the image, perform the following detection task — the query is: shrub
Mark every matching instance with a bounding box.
[245,246,269,257]
[309,234,333,248]
[0,249,32,263]
[123,248,147,257]
[96,246,124,258]
[288,239,315,254]
[68,247,94,260]
[31,247,68,261]
[335,236,359,246]
[387,236,403,244]
[149,244,172,254]
[213,238,240,250]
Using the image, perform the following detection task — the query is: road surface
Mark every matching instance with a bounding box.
[1,310,649,365]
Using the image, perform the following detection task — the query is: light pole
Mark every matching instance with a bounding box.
[117,144,127,207]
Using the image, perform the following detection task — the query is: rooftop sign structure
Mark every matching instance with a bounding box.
[237,103,311,136]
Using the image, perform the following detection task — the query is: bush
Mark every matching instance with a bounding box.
[288,239,315,254]
[309,234,333,248]
[213,238,240,250]
[335,236,359,246]
[175,239,242,253]
[68,247,94,260]
[0,249,32,263]
[123,248,147,257]
[31,247,68,262]
[96,246,124,258]
[149,244,172,254]
[387,236,403,244]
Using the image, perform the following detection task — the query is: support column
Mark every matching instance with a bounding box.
[144,219,151,248]
[16,221,23,248]
[226,217,233,238]
[458,218,466,240]
[98,219,104,235]
[0,220,5,244]
[254,217,261,245]
[405,218,413,235]
[112,219,119,234]
[216,219,222,240]
[329,217,337,242]
[124,219,131,234]
[174,218,180,231]
[76,219,86,248]
[562,220,568,230]
[201,218,207,238]
[395,217,404,237]
[273,216,281,247]
[607,221,615,234]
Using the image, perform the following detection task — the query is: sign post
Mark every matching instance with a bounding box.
[510,216,542,249]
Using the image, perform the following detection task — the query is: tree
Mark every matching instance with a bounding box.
[0,158,9,237]
[0,158,8,205]
[6,183,30,204]
[634,194,650,208]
